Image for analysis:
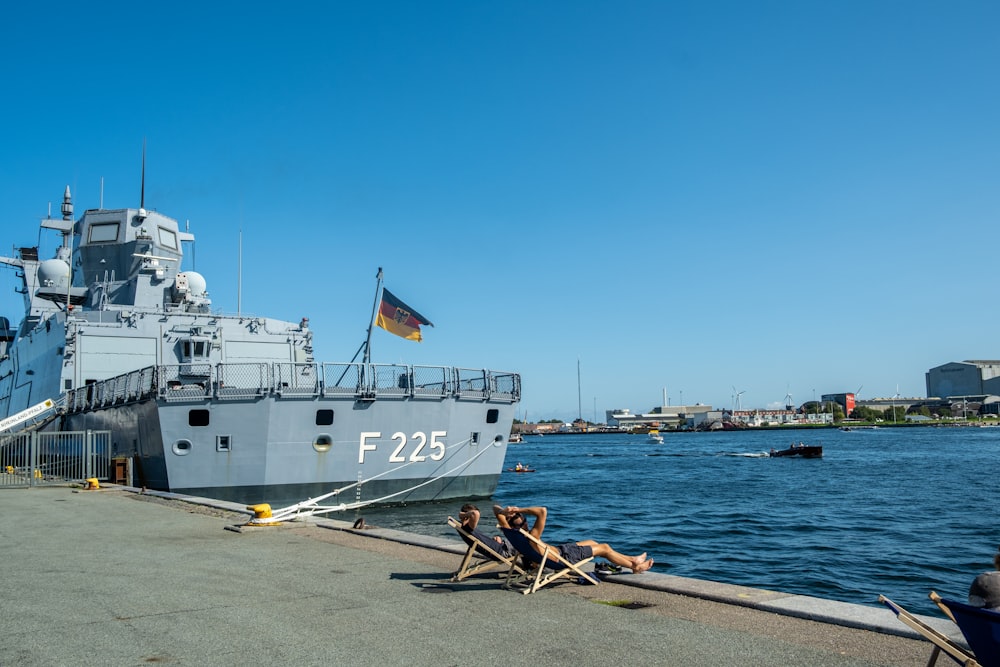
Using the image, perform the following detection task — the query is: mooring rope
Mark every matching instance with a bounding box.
[249,435,501,524]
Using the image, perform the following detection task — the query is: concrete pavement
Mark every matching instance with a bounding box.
[0,485,958,666]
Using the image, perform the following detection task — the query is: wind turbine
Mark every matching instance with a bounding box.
[784,391,794,411]
[733,386,745,412]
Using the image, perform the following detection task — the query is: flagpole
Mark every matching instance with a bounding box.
[363,267,384,365]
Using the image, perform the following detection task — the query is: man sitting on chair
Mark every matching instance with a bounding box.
[459,503,514,558]
[493,504,653,573]
[969,546,1000,611]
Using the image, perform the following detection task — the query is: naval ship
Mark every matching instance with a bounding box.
[0,186,520,505]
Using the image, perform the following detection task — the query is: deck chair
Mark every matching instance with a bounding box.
[500,526,599,595]
[932,595,1000,667]
[878,594,980,667]
[447,517,526,582]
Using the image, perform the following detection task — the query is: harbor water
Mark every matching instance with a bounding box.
[344,426,1000,614]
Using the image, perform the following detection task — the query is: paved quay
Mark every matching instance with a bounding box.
[1,485,960,666]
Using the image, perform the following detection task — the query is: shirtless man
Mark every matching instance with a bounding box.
[493,504,653,573]
[458,503,514,557]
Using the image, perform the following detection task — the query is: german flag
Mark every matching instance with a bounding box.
[375,289,433,341]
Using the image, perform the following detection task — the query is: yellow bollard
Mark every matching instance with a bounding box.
[5,465,12,474]
[84,478,100,490]
[33,469,43,479]
[246,503,280,525]
[247,503,272,519]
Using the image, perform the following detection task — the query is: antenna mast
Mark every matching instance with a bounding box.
[237,229,242,316]
[363,268,384,365]
[140,138,146,211]
[577,358,582,421]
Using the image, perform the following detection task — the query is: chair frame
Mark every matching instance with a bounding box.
[932,592,1000,667]
[878,594,980,667]
[447,516,526,582]
[500,526,599,595]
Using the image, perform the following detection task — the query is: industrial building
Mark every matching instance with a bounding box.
[926,360,1000,399]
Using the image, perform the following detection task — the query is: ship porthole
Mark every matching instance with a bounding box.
[172,439,193,456]
[313,434,333,453]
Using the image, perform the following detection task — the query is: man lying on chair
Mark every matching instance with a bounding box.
[458,503,515,558]
[493,504,654,573]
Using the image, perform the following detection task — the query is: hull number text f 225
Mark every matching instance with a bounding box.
[359,431,448,464]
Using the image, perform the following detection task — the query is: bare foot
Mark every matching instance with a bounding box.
[633,552,647,564]
[633,558,654,573]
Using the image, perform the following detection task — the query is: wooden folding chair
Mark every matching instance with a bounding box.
[447,517,526,582]
[500,526,599,595]
[878,594,980,667]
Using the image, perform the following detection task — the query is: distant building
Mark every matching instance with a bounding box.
[821,393,856,416]
[607,404,715,430]
[605,409,632,427]
[926,361,1000,399]
[732,409,827,426]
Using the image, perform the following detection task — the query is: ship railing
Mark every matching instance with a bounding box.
[410,365,452,399]
[274,362,320,397]
[215,363,270,400]
[454,367,489,401]
[320,363,365,397]
[370,363,416,399]
[63,362,520,408]
[158,364,213,402]
[489,371,521,403]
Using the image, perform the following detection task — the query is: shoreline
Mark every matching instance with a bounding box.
[131,485,956,639]
[1,483,964,666]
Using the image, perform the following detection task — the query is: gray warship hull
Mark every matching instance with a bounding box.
[1,186,520,506]
[60,361,518,505]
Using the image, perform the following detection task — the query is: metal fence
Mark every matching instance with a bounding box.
[0,430,112,488]
[66,362,521,411]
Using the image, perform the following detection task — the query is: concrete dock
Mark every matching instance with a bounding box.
[1,485,958,666]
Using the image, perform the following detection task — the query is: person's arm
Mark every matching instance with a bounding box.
[509,505,547,538]
[492,504,510,529]
[459,507,481,530]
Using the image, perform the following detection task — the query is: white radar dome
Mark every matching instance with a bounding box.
[178,271,207,297]
[38,259,70,288]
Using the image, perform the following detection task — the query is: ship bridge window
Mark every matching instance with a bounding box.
[88,223,119,243]
[486,409,499,424]
[158,227,178,250]
[316,409,334,426]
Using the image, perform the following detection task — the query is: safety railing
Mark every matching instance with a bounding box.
[63,361,520,414]
[0,430,112,488]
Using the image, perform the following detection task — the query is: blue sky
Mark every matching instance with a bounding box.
[2,2,998,422]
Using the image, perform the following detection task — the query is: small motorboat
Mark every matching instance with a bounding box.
[769,443,823,458]
[647,429,664,444]
[508,464,536,473]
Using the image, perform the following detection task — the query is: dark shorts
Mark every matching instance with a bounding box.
[471,529,513,558]
[557,542,593,562]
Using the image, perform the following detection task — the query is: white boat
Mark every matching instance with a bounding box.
[647,429,664,444]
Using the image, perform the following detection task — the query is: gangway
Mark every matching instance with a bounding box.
[0,399,58,434]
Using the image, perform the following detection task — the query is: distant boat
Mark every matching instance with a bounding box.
[647,429,664,444]
[509,433,524,444]
[769,443,823,458]
[508,464,536,473]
